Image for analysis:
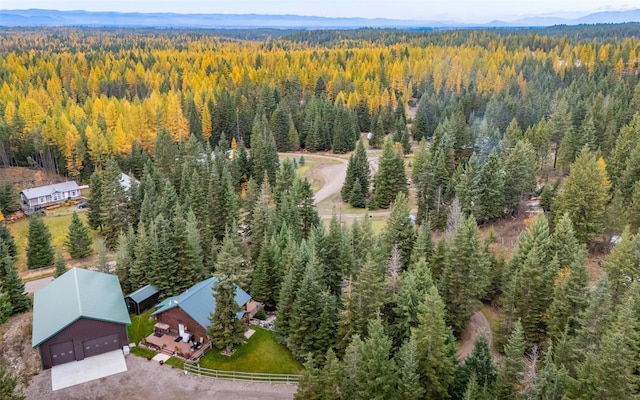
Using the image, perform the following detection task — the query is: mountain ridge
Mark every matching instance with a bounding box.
[1,8,639,29]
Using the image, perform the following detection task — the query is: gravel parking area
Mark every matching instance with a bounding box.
[25,355,297,400]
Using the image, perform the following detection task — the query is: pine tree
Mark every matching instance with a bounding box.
[294,355,322,400]
[495,320,526,400]
[555,146,611,245]
[87,170,103,230]
[373,136,407,209]
[101,158,129,249]
[0,291,11,324]
[0,224,17,260]
[410,220,434,268]
[53,249,66,278]
[215,225,250,290]
[96,238,110,273]
[414,286,456,399]
[605,225,640,304]
[382,192,415,269]
[397,336,424,400]
[341,139,370,206]
[502,140,537,213]
[1,251,30,314]
[464,332,497,390]
[348,180,366,208]
[207,276,246,354]
[274,242,304,343]
[349,317,398,400]
[0,365,24,400]
[439,215,490,336]
[477,148,504,222]
[531,342,569,400]
[251,235,281,309]
[65,211,93,259]
[318,348,344,400]
[115,227,136,294]
[455,153,481,217]
[26,214,54,269]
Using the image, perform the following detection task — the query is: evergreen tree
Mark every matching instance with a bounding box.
[129,222,153,289]
[381,192,415,269]
[0,223,17,260]
[96,238,110,273]
[0,291,11,324]
[295,355,322,400]
[495,320,526,400]
[65,211,93,259]
[207,276,246,354]
[455,153,481,217]
[53,249,66,278]
[531,342,569,400]
[414,286,456,399]
[341,139,370,206]
[274,242,305,343]
[1,250,30,314]
[348,317,398,400]
[87,170,103,230]
[410,220,434,267]
[26,214,54,269]
[372,137,407,208]
[502,140,537,213]
[554,146,611,245]
[477,148,504,222]
[605,225,640,304]
[397,336,424,400]
[0,366,24,400]
[115,227,136,294]
[439,215,490,336]
[348,180,366,208]
[251,235,281,309]
[464,332,497,390]
[215,225,250,290]
[101,158,129,249]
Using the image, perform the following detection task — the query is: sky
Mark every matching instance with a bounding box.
[3,0,637,23]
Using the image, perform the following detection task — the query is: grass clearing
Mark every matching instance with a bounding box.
[165,357,184,369]
[128,309,156,345]
[199,327,302,374]
[130,346,157,359]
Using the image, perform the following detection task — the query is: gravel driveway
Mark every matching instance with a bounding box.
[25,355,297,400]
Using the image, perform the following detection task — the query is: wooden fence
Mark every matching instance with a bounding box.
[184,362,301,383]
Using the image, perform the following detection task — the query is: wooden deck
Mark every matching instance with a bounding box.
[144,332,204,359]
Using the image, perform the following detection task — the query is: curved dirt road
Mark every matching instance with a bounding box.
[283,153,349,204]
[457,311,493,359]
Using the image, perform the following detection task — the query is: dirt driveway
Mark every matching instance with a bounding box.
[25,355,297,400]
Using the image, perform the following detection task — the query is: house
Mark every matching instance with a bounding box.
[20,181,81,211]
[32,268,131,369]
[150,277,257,349]
[124,284,160,315]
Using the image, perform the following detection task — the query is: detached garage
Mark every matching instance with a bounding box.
[32,268,131,369]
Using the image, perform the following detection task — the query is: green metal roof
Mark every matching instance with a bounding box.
[125,284,159,303]
[32,268,131,348]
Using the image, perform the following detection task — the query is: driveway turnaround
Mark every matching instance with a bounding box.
[51,349,127,390]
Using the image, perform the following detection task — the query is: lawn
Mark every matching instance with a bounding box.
[128,309,156,345]
[7,206,111,274]
[199,327,303,374]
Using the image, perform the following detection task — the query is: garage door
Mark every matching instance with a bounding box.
[50,341,76,366]
[82,334,120,358]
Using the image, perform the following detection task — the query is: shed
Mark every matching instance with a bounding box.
[124,285,160,315]
[32,268,131,369]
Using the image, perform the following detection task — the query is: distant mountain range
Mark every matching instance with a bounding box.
[1,8,639,29]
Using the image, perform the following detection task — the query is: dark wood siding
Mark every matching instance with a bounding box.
[155,307,209,344]
[125,292,160,315]
[38,318,128,370]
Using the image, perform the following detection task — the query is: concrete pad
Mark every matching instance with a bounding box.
[152,353,171,362]
[244,329,255,339]
[51,350,127,391]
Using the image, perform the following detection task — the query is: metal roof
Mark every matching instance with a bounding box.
[20,181,80,200]
[32,268,131,348]
[152,277,250,330]
[125,284,159,304]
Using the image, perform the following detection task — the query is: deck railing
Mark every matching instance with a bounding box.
[184,362,301,383]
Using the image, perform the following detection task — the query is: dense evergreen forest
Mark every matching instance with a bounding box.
[2,25,640,398]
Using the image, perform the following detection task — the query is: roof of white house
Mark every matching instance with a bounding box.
[119,173,139,191]
[20,181,80,200]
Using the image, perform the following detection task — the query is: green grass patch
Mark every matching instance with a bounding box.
[128,309,156,345]
[199,327,302,374]
[8,208,103,272]
[165,357,184,369]
[130,346,157,359]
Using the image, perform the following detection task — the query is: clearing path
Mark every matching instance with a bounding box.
[457,311,493,360]
[24,276,54,294]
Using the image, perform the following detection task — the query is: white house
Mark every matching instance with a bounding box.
[20,181,81,211]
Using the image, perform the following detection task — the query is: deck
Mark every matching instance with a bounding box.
[144,332,205,360]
